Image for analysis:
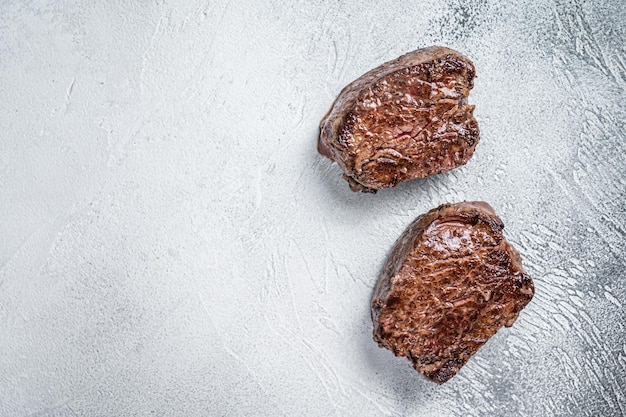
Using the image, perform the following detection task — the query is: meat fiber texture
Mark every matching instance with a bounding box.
[319,46,479,193]
[372,202,534,383]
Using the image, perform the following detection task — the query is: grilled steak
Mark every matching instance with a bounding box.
[371,201,534,383]
[319,46,479,193]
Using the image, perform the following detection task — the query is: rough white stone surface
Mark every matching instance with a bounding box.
[1,1,625,416]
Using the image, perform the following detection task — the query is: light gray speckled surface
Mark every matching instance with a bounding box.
[1,1,625,416]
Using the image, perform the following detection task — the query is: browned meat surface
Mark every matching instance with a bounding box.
[319,46,479,193]
[371,202,534,383]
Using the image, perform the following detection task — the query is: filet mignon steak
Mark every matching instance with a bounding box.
[319,46,479,193]
[371,202,534,383]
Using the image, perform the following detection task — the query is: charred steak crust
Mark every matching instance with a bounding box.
[319,46,480,193]
[371,202,534,383]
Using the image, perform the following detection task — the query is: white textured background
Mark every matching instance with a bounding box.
[1,1,625,416]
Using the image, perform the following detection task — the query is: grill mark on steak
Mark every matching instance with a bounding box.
[319,46,479,193]
[371,201,534,384]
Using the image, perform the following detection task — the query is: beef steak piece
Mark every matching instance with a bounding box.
[371,202,534,383]
[319,46,479,193]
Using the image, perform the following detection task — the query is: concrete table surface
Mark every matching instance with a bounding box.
[1,1,625,416]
